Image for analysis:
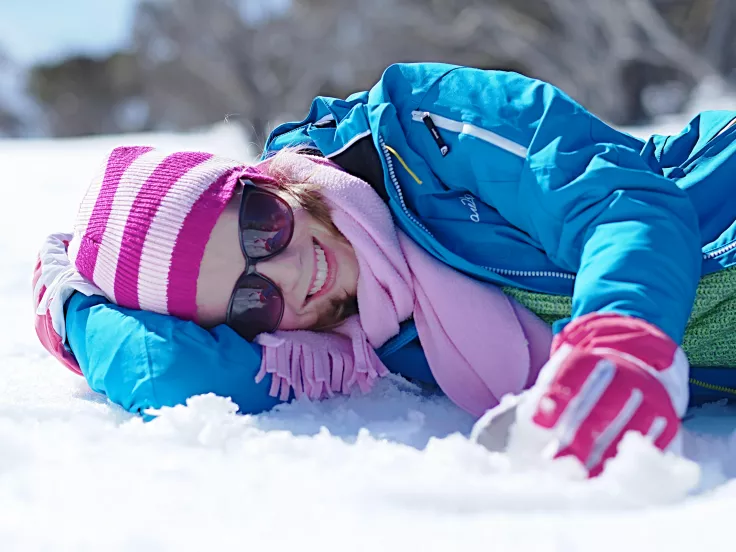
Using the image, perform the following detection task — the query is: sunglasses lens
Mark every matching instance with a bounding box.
[240,189,293,259]
[227,274,284,341]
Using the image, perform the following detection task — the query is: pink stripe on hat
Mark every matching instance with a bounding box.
[167,168,242,320]
[74,146,153,279]
[92,148,169,302]
[113,151,213,309]
[73,146,246,321]
[137,155,241,314]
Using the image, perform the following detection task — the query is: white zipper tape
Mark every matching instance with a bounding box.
[412,111,528,159]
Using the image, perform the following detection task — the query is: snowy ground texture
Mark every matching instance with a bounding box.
[2,116,736,552]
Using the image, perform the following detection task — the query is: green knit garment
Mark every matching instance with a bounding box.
[503,268,736,368]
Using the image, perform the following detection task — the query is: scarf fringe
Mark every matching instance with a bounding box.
[255,319,389,402]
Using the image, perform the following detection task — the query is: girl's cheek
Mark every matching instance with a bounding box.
[279,303,322,332]
[278,306,304,331]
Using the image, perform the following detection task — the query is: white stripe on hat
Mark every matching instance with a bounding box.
[92,149,170,303]
[136,156,239,314]
[73,149,114,238]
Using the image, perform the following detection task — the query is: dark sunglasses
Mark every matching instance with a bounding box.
[225,179,294,341]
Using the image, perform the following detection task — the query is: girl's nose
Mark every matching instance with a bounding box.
[255,246,303,298]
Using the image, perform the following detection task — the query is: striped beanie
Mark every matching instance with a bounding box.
[70,146,247,321]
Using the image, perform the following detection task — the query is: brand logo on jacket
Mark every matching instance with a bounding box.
[461,194,480,223]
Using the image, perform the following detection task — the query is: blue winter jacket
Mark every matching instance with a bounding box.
[65,63,736,415]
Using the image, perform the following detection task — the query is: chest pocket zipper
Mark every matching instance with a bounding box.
[411,111,528,159]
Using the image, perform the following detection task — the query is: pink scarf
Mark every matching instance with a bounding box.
[255,153,552,416]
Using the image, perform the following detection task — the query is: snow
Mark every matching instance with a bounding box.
[2,119,736,552]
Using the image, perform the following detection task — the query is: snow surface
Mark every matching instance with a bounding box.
[2,120,736,552]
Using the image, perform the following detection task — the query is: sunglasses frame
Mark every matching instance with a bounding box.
[224,179,295,340]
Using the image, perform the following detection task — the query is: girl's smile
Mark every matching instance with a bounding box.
[196,187,360,332]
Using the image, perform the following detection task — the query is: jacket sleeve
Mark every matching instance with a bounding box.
[423,67,701,342]
[65,292,281,415]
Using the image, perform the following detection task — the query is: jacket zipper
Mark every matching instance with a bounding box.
[411,110,528,158]
[702,240,736,260]
[419,112,450,156]
[482,267,575,280]
[689,378,736,397]
[378,135,433,236]
[378,135,574,280]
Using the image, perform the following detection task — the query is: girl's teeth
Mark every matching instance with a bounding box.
[309,242,329,296]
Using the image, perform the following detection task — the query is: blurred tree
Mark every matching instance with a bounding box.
[129,0,735,134]
[28,53,145,136]
[132,0,285,142]
[383,0,733,123]
[0,49,27,137]
[21,0,736,137]
[0,107,22,137]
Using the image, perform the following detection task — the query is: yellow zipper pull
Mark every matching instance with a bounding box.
[383,144,423,185]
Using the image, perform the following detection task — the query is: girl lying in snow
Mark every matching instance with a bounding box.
[33,63,736,476]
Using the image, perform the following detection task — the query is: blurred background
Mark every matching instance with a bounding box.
[1,0,734,145]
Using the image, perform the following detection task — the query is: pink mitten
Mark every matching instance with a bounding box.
[511,313,689,476]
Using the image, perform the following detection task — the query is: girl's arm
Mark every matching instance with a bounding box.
[65,292,280,415]
[403,65,701,342]
[379,64,698,475]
